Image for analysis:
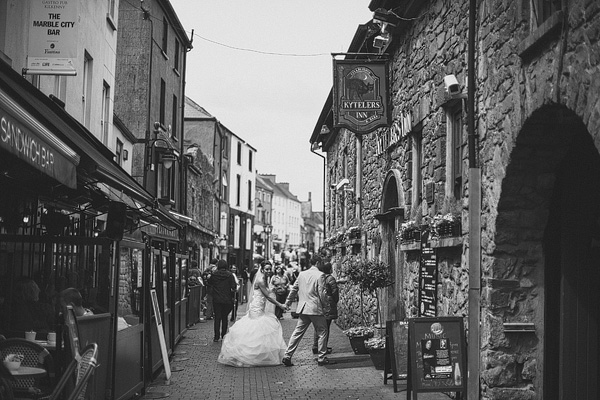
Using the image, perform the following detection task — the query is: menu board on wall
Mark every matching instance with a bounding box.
[407,317,466,397]
[418,229,437,317]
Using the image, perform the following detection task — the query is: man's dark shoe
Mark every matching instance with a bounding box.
[317,358,336,366]
[282,357,294,367]
[213,337,219,342]
[312,347,318,354]
[327,347,333,354]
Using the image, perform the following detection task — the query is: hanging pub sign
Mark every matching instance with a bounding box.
[332,59,390,134]
[26,0,78,75]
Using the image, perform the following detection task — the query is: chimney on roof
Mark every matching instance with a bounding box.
[280,183,289,190]
[308,192,312,201]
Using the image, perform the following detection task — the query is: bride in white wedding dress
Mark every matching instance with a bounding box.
[217,263,288,367]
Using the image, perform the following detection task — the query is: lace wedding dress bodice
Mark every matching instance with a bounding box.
[248,287,267,317]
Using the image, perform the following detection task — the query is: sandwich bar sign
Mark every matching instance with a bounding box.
[333,59,390,134]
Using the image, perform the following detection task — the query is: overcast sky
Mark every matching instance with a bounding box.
[169,0,374,211]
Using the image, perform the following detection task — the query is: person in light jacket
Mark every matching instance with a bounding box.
[282,255,333,366]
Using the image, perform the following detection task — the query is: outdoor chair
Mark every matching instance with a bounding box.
[46,343,97,400]
[0,338,54,399]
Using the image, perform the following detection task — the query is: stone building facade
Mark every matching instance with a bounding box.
[312,1,600,399]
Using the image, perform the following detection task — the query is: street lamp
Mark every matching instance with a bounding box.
[264,225,272,260]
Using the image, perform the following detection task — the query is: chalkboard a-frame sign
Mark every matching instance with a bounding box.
[407,317,466,399]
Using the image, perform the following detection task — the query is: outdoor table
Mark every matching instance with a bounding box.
[8,366,47,379]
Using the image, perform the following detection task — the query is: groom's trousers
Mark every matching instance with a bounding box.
[284,314,328,362]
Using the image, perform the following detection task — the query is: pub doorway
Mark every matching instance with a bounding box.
[376,169,406,322]
[542,118,600,400]
[496,105,598,400]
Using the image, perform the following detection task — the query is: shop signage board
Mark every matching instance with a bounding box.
[418,229,437,317]
[0,89,78,188]
[384,320,409,392]
[27,0,78,75]
[407,317,466,399]
[332,59,390,134]
[150,289,171,380]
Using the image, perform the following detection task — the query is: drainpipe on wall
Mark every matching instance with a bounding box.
[467,0,481,398]
[310,145,326,240]
[142,5,153,189]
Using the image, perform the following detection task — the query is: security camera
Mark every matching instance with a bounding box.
[373,33,391,50]
[444,75,460,96]
[335,178,350,191]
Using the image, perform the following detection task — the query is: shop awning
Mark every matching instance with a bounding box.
[0,61,181,229]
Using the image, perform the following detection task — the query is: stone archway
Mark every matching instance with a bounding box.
[485,104,600,400]
[378,169,405,321]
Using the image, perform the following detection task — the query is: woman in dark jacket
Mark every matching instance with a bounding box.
[312,262,339,354]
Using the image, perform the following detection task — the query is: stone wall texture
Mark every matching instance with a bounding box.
[323,1,600,399]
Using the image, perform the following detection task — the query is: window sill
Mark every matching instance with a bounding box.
[161,50,169,61]
[106,13,117,31]
[399,236,463,251]
[173,67,180,77]
[518,11,563,61]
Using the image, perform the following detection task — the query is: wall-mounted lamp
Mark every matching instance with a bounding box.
[159,151,177,169]
[145,127,180,171]
[22,207,31,224]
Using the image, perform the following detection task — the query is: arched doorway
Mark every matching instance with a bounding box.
[492,105,599,399]
[377,169,405,321]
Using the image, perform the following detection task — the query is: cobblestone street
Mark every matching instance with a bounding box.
[141,303,449,400]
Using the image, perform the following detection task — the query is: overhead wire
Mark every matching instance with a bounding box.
[126,0,330,57]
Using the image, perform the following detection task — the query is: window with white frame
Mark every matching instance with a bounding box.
[410,130,422,207]
[234,215,240,248]
[101,81,110,145]
[446,106,464,200]
[82,51,93,128]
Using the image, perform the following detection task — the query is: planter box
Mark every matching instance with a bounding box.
[368,348,386,370]
[349,336,369,354]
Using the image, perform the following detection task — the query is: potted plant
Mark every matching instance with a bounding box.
[343,326,375,354]
[433,197,462,237]
[342,259,393,352]
[364,336,386,370]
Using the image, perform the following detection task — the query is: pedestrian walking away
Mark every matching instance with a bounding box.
[312,261,338,355]
[207,259,237,342]
[282,254,333,366]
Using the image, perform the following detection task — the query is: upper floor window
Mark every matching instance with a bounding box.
[82,51,93,128]
[174,40,180,72]
[162,17,168,53]
[237,142,242,165]
[248,150,253,172]
[115,139,123,166]
[447,107,464,200]
[530,0,561,28]
[101,81,111,145]
[160,79,166,125]
[172,94,178,139]
[410,130,422,207]
[236,174,241,206]
[222,136,228,159]
[107,0,115,18]
[247,180,252,210]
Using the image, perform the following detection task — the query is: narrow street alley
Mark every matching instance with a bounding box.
[140,304,449,400]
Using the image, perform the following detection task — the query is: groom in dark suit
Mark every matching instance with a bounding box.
[282,255,334,366]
